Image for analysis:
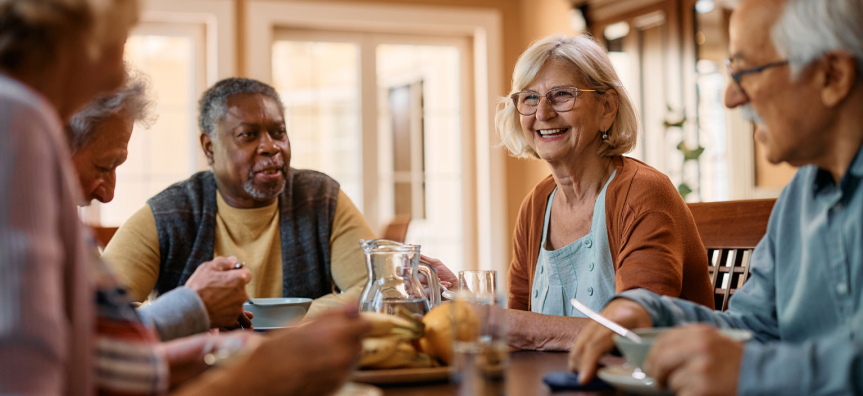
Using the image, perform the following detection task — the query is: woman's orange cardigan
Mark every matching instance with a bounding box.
[508,156,715,311]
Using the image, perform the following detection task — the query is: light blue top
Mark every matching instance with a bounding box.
[618,143,863,396]
[531,170,616,317]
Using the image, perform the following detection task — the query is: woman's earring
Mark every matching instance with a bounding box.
[601,129,609,141]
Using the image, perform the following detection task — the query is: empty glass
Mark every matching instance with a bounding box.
[459,270,497,302]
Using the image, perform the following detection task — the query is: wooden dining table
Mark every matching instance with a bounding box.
[375,351,623,396]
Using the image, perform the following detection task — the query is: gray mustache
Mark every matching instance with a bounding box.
[741,104,766,127]
[249,159,287,175]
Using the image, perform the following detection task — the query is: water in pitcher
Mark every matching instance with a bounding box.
[360,297,430,317]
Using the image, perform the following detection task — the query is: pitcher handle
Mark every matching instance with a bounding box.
[417,262,441,308]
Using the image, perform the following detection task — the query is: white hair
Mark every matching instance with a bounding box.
[67,65,156,152]
[496,34,639,159]
[772,0,863,77]
[198,77,284,137]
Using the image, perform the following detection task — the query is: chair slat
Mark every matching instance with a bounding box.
[707,249,720,288]
[740,248,754,286]
[720,250,740,311]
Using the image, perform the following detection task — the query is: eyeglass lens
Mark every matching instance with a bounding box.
[514,88,577,115]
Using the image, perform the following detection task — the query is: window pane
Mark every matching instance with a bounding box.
[377,44,463,272]
[99,34,198,226]
[271,40,363,210]
[695,7,730,201]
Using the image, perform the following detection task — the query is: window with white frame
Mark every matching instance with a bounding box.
[82,0,235,227]
[244,1,507,277]
[95,23,207,227]
[271,31,469,273]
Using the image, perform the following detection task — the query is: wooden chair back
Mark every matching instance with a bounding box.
[90,226,119,248]
[687,199,776,311]
[381,216,411,243]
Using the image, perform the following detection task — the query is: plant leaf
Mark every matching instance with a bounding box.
[678,183,693,199]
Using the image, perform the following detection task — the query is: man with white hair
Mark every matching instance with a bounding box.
[67,68,155,205]
[569,0,863,394]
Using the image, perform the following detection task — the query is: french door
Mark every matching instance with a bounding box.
[271,30,476,273]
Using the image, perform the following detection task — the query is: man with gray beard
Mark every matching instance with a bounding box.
[103,78,375,328]
[569,0,863,395]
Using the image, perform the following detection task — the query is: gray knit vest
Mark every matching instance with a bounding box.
[147,169,340,298]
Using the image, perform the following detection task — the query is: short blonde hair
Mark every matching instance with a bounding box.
[496,34,639,159]
[0,0,139,71]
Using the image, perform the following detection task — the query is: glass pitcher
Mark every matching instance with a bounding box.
[358,239,441,317]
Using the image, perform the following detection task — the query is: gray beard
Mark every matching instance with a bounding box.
[243,166,288,201]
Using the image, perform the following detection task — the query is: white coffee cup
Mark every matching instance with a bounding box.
[243,298,312,328]
[613,327,753,369]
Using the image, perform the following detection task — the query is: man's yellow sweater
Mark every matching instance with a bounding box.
[103,189,374,317]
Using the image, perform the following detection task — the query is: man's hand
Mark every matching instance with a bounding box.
[420,255,457,288]
[644,324,743,396]
[568,298,652,383]
[185,257,252,329]
[235,305,372,396]
[236,310,254,330]
[159,330,258,389]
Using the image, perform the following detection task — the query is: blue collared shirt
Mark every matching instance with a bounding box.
[618,142,863,396]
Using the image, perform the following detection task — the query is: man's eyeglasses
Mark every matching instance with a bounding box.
[726,59,789,94]
[511,87,599,116]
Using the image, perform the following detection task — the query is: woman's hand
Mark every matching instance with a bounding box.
[420,255,457,288]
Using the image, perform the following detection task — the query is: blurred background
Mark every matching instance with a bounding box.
[80,0,796,279]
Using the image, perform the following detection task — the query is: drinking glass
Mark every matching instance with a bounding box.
[458,270,497,302]
[451,292,508,396]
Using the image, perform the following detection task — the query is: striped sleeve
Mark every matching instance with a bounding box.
[92,251,169,395]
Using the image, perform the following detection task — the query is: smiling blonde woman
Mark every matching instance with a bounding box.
[500,34,714,351]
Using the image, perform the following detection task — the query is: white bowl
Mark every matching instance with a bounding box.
[613,327,752,369]
[243,298,312,328]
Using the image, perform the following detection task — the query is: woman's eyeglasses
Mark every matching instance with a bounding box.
[511,86,598,116]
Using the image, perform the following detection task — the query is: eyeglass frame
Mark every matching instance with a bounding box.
[510,86,599,116]
[725,58,789,94]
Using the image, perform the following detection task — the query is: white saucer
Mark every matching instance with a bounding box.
[596,365,673,396]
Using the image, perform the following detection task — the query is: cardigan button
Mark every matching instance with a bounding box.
[585,238,592,248]
[540,265,544,274]
[589,262,595,272]
[588,287,594,296]
[534,289,539,298]
[837,283,848,295]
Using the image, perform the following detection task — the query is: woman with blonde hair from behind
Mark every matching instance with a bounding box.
[500,34,714,350]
